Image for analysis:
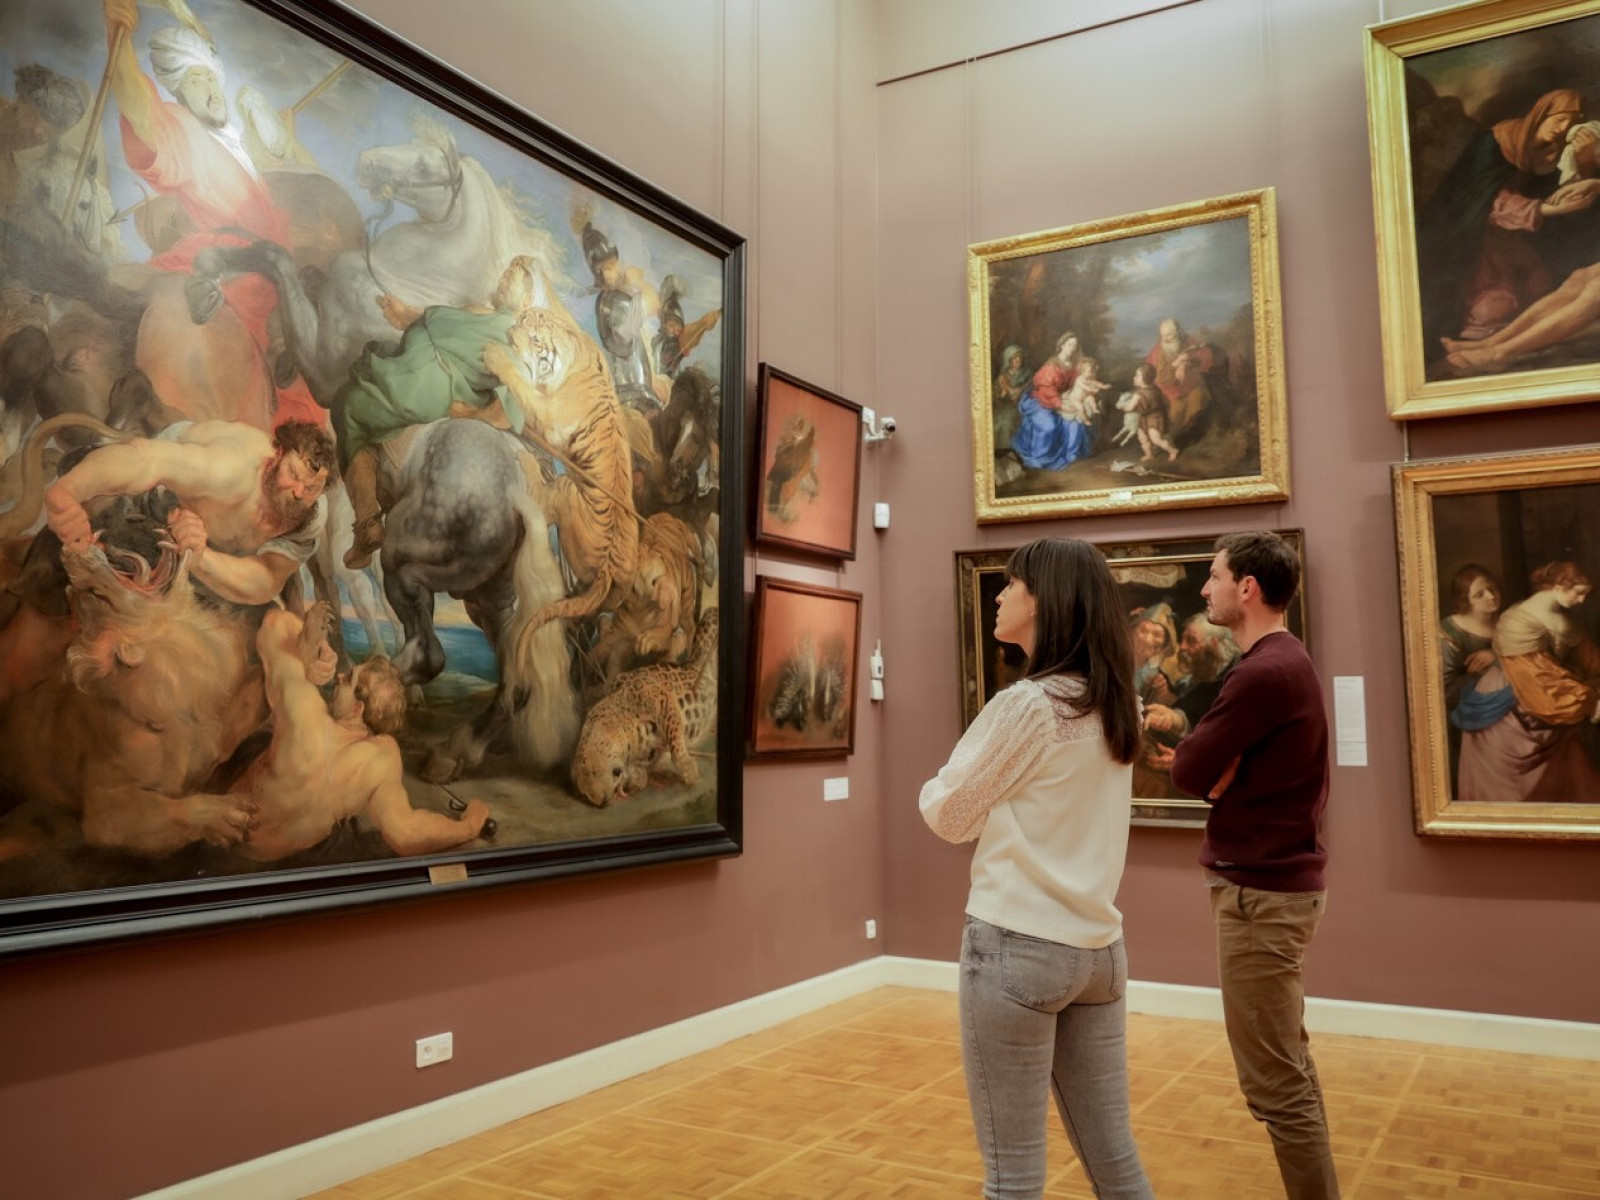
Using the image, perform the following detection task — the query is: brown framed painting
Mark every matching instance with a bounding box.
[1366,0,1600,418]
[753,364,863,560]
[0,0,745,954]
[1395,447,1600,838]
[955,531,1309,827]
[747,576,862,760]
[966,189,1290,523]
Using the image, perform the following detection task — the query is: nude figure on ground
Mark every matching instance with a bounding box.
[202,603,490,862]
[1444,258,1600,373]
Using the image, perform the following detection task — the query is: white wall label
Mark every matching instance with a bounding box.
[823,777,849,801]
[1333,676,1367,767]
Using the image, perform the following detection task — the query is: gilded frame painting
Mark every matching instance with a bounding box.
[956,531,1309,827]
[0,0,746,953]
[747,576,862,761]
[1366,0,1600,419]
[1395,447,1600,838]
[966,189,1290,523]
[752,363,863,561]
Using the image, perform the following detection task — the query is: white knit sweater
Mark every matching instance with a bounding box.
[919,675,1133,948]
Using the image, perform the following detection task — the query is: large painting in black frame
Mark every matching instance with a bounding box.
[0,0,744,952]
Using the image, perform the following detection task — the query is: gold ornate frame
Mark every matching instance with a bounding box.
[966,189,1289,523]
[1395,447,1600,838]
[955,531,1308,828]
[1366,0,1600,419]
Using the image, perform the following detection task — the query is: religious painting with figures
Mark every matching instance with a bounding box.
[0,0,745,951]
[966,189,1289,523]
[1396,448,1600,839]
[1367,0,1600,418]
[955,533,1308,826]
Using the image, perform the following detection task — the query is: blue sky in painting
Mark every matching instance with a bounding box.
[1099,217,1251,341]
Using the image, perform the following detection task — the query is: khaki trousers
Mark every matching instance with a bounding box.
[1209,878,1340,1199]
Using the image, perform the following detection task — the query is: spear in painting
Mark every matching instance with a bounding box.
[287,58,352,117]
[63,0,215,227]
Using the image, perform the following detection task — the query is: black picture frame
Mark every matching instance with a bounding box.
[0,0,745,954]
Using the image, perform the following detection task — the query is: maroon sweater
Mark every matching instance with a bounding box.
[1170,630,1329,892]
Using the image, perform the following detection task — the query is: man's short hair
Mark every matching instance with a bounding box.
[273,420,335,477]
[1215,531,1300,610]
[354,657,407,736]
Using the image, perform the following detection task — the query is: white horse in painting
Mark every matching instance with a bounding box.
[180,115,569,660]
[189,113,567,404]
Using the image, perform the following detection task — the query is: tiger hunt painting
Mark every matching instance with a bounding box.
[0,0,745,952]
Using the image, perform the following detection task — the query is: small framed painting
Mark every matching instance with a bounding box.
[753,364,864,560]
[747,576,862,760]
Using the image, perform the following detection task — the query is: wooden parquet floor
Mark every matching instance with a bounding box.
[311,987,1600,1198]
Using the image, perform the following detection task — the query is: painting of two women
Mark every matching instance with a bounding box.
[1432,486,1600,807]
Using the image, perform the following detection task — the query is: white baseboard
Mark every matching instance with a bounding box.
[881,957,1600,1059]
[145,955,1600,1199]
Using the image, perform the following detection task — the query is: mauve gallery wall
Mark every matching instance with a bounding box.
[7,1,1600,1196]
[0,2,885,1197]
[878,0,1600,1023]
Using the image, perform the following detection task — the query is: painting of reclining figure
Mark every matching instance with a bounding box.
[1367,0,1600,417]
[0,0,744,948]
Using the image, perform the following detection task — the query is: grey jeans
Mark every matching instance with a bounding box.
[959,917,1154,1199]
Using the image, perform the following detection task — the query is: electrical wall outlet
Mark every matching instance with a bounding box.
[416,1032,453,1068]
[865,919,878,939]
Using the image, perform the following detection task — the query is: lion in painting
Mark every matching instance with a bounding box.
[0,538,264,862]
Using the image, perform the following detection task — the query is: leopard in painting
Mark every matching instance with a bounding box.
[571,608,719,807]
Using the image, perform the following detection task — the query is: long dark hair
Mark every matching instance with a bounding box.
[1005,537,1140,764]
[1448,564,1500,616]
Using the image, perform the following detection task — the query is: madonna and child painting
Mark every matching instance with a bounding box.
[967,190,1289,521]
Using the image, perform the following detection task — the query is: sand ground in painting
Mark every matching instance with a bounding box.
[0,674,715,899]
[403,675,717,845]
[996,422,1255,497]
